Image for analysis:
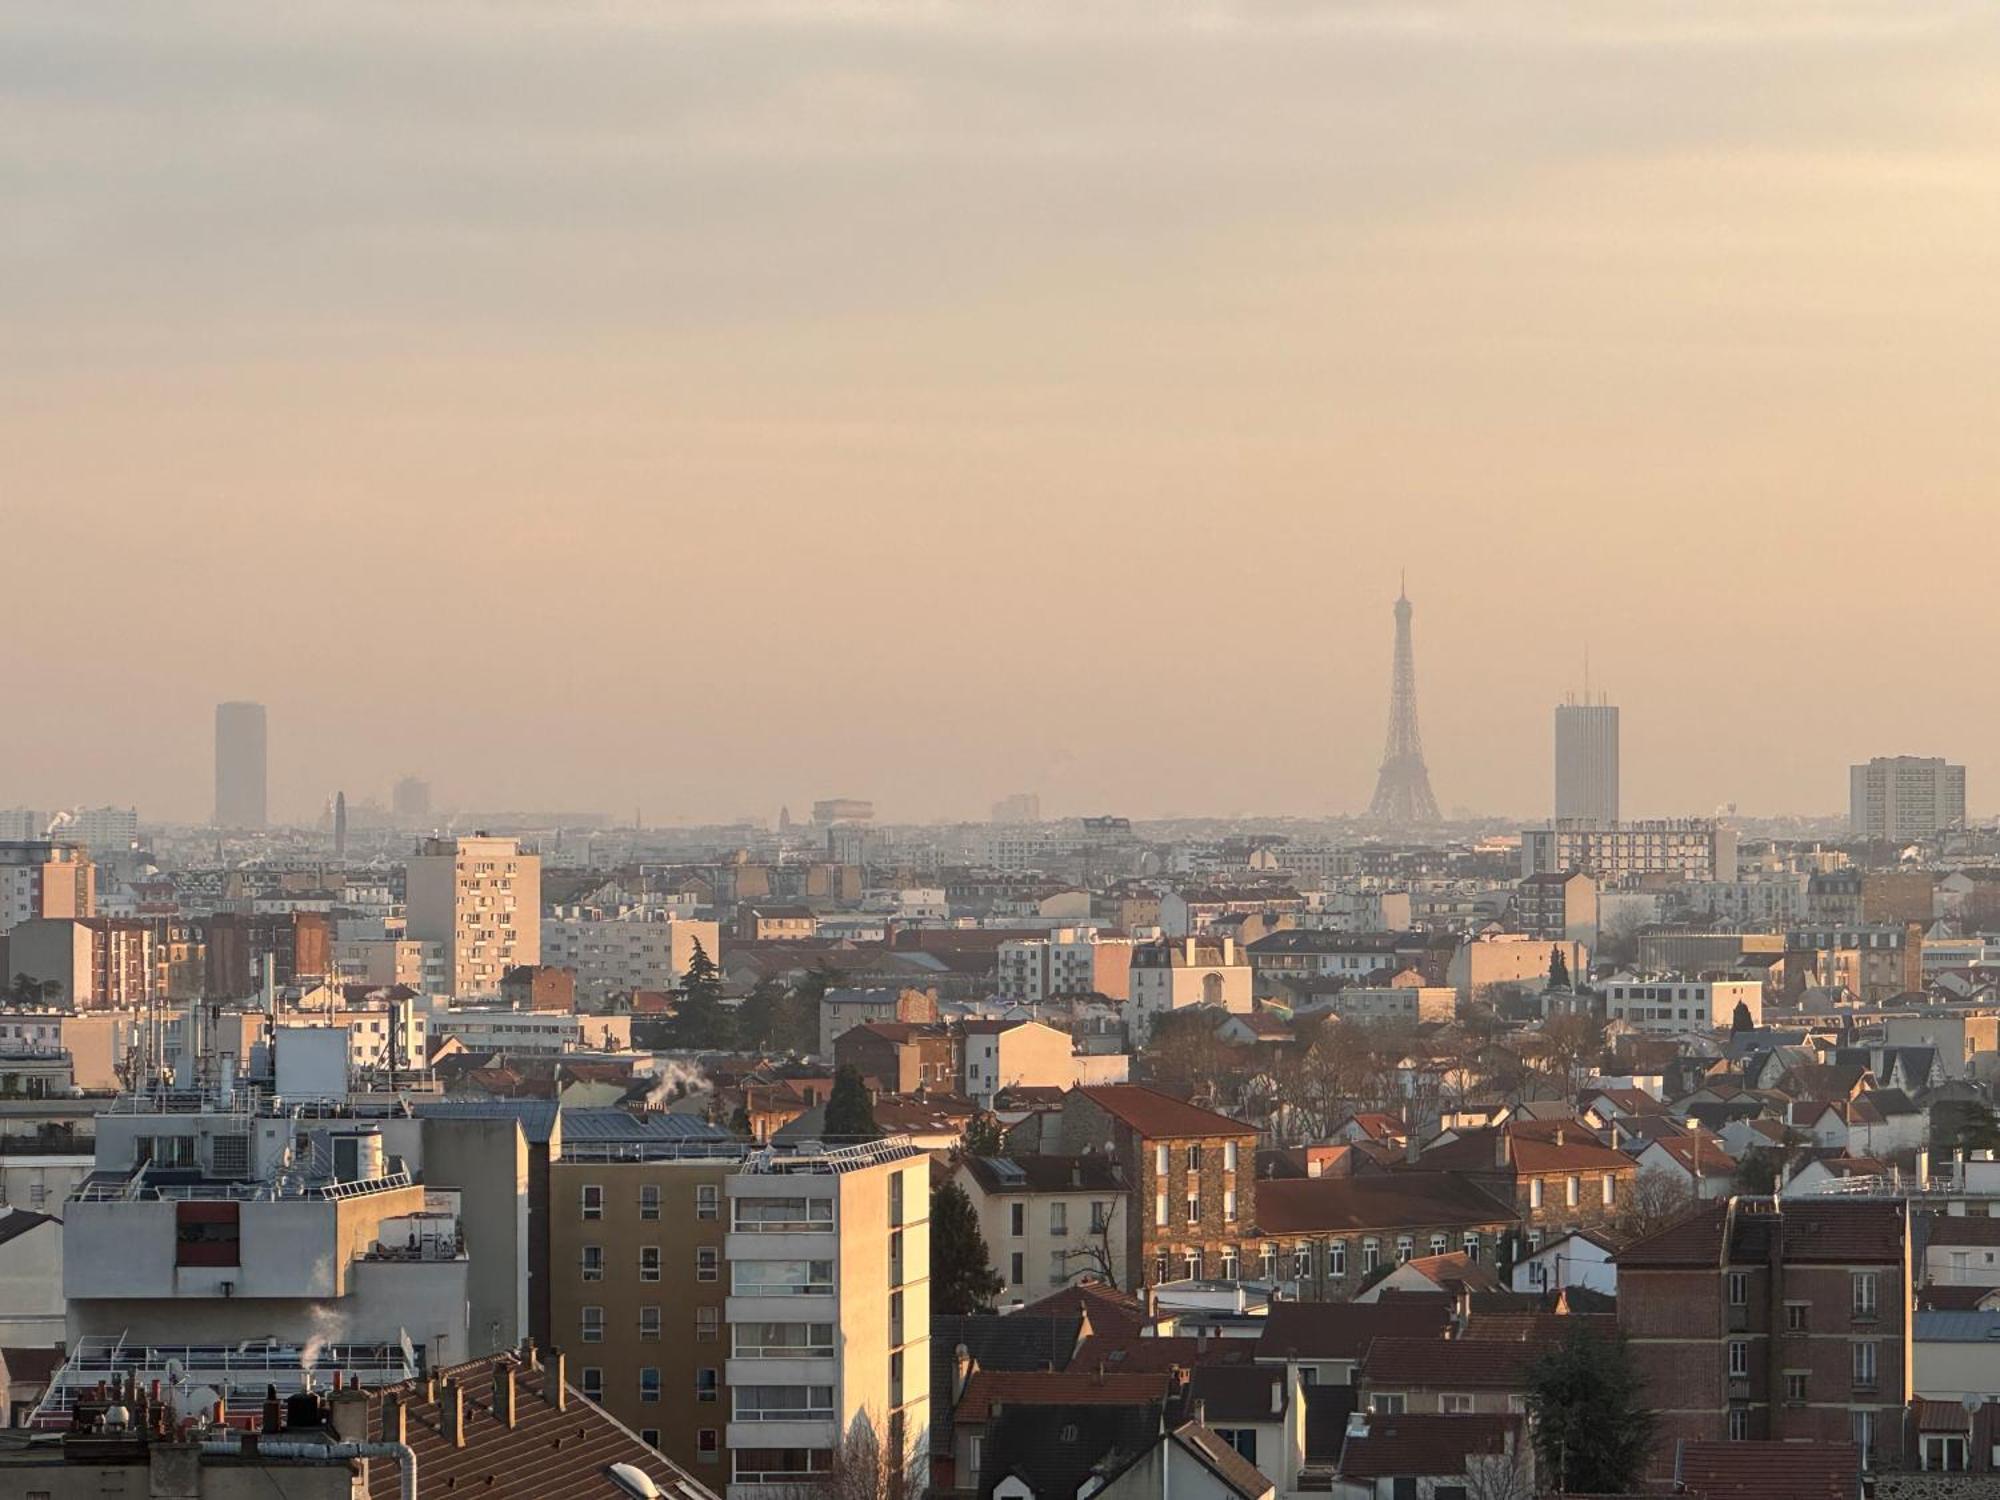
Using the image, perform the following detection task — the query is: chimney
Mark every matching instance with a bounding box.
[1555,1126,1565,1148]
[1270,1378,1284,1417]
[1495,1130,1512,1169]
[953,1345,977,1404]
[493,1361,517,1429]
[329,1387,369,1444]
[440,1378,465,1448]
[547,1348,568,1411]
[383,1391,408,1445]
[520,1336,538,1370]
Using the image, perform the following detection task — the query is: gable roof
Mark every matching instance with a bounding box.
[1618,1199,1905,1269]
[1186,1363,1291,1423]
[955,1368,1170,1425]
[1073,1335,1255,1376]
[1674,1440,1861,1500]
[1254,1299,1455,1363]
[1016,1278,1147,1338]
[1073,1085,1255,1140]
[977,1403,1163,1500]
[1338,1413,1518,1480]
[1256,1172,1515,1236]
[1170,1420,1276,1500]
[1359,1338,1544,1389]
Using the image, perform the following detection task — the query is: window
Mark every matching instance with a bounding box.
[1728,1341,1748,1378]
[735,1196,833,1232]
[1853,1341,1878,1391]
[695,1368,719,1403]
[581,1306,604,1343]
[1049,1250,1067,1287]
[1372,1393,1406,1415]
[1363,1239,1379,1274]
[1396,1235,1413,1264]
[889,1170,904,1227]
[580,1245,604,1281]
[1188,1145,1203,1171]
[582,1367,604,1402]
[1601,1173,1616,1206]
[1851,1409,1874,1467]
[1922,1435,1969,1472]
[1331,1241,1347,1277]
[1092,1200,1111,1233]
[695,1306,721,1341]
[734,1322,835,1358]
[1728,1408,1749,1441]
[1566,1175,1581,1208]
[1225,1141,1239,1172]
[1155,1251,1170,1285]
[1294,1242,1313,1279]
[732,1259,834,1296]
[1011,1203,1026,1237]
[1429,1234,1448,1257]
[1050,1202,1068,1236]
[640,1368,661,1404]
[1011,1252,1025,1284]
[1155,1193,1168,1228]
[1785,1373,1806,1403]
[1224,1190,1238,1223]
[1187,1196,1201,1224]
[696,1183,720,1220]
[697,1430,720,1463]
[1183,1248,1201,1280]
[1262,1243,1278,1280]
[1786,1303,1809,1332]
[1156,1144,1169,1175]
[694,1247,717,1282]
[1507,1394,1526,1415]
[1462,1232,1480,1262]
[1441,1394,1473,1414]
[1853,1272,1879,1320]
[642,1429,660,1448]
[1221,1246,1239,1279]
[736,1385,836,1421]
[640,1184,661,1220]
[1728,1272,1747,1306]
[1529,1179,1544,1209]
[640,1305,662,1340]
[581,1184,603,1220]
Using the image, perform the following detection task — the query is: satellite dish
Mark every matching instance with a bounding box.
[181,1384,222,1420]
[1964,1393,1986,1413]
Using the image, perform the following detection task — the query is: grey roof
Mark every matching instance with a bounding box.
[558,1109,735,1143]
[1914,1310,2000,1342]
[412,1099,560,1144]
[978,1403,1163,1500]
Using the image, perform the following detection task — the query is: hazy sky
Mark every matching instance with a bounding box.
[7,1,2000,826]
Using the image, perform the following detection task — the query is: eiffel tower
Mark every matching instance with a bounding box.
[1368,580,1443,823]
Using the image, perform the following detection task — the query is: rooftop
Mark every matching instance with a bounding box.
[1074,1085,1255,1141]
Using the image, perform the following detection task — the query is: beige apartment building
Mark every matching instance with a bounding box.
[405,835,541,997]
[549,1135,930,1497]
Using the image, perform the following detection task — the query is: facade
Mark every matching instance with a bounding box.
[1253,1172,1517,1301]
[1127,937,1252,1040]
[8,917,158,1009]
[1555,698,1619,824]
[1291,985,1456,1025]
[997,928,1135,1003]
[960,1019,1077,1106]
[956,1154,1130,1302]
[1446,935,1588,1001]
[204,911,334,997]
[1057,1085,1258,1290]
[405,835,541,997]
[1850,756,1966,840]
[540,910,719,999]
[832,1022,957,1094]
[1520,818,1737,882]
[1617,1197,1912,1474]
[1514,871,1598,947]
[0,841,94,937]
[1602,975,1764,1032]
[213,700,268,830]
[818,987,939,1060]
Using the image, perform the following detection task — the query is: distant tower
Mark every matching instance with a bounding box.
[333,791,348,858]
[214,701,268,829]
[1368,583,1443,823]
[1555,695,1620,823]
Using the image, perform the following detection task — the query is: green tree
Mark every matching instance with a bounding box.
[668,938,736,1050]
[1548,946,1570,989]
[1735,1145,1781,1195]
[1950,1103,2000,1155]
[824,1065,880,1140]
[931,1180,1004,1314]
[1524,1323,1657,1495]
[961,1112,1004,1158]
[1731,1000,1754,1033]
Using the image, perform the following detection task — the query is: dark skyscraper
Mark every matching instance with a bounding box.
[214,701,268,829]
[1368,583,1443,823]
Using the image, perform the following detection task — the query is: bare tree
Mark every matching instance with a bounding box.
[1059,1197,1123,1289]
[777,1413,923,1500]
[1619,1167,1696,1240]
[1463,1444,1537,1500]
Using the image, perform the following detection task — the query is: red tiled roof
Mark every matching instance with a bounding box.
[955,1368,1170,1424]
[1338,1413,1517,1479]
[1070,1335,1254,1375]
[1017,1278,1147,1339]
[1360,1338,1543,1389]
[1646,1134,1738,1177]
[1929,1216,2000,1247]
[1074,1085,1255,1140]
[1255,1300,1454,1362]
[1618,1199,1905,1269]
[1256,1172,1516,1235]
[1461,1312,1618,1343]
[1674,1440,1860,1500]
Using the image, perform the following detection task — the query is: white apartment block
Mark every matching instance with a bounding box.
[954,1154,1129,1304]
[1601,974,1764,1032]
[996,928,1134,1003]
[1520,818,1737,883]
[423,1001,631,1055]
[1290,985,1458,1025]
[405,835,541,997]
[0,842,93,937]
[1683,874,1810,926]
[1127,936,1252,1040]
[1850,756,1967,840]
[541,909,720,998]
[45,805,139,854]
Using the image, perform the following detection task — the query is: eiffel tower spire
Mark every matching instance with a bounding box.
[1368,580,1443,823]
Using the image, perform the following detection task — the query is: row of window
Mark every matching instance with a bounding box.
[580,1182,721,1220]
[1723,1270,1880,1321]
[1009,1200,1112,1237]
[1527,1174,1619,1210]
[1152,1142,1241,1175]
[1725,1339,1880,1389]
[579,1245,710,1282]
[1153,1189,1241,1226]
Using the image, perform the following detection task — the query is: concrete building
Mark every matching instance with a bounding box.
[540,909,719,999]
[1520,819,1737,883]
[1849,756,1966,840]
[833,1023,957,1095]
[958,1019,1077,1106]
[818,987,939,1060]
[1290,985,1457,1025]
[0,841,94,937]
[1446,934,1587,1001]
[1602,975,1764,1032]
[955,1154,1130,1304]
[213,700,268,830]
[9,917,157,1009]
[43,805,138,855]
[1127,937,1252,1041]
[1514,871,1598,947]
[1555,697,1619,824]
[548,1133,929,1492]
[996,928,1134,1003]
[404,835,540,998]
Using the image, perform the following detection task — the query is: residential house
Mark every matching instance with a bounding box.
[1413,1120,1637,1249]
[961,1019,1079,1107]
[834,1021,958,1094]
[1508,1228,1619,1298]
[1351,1250,1504,1303]
[956,1154,1130,1302]
[1252,1172,1518,1301]
[1634,1134,1740,1201]
[817,985,940,1059]
[1128,938,1253,1039]
[1333,1413,1529,1500]
[1355,1337,1545,1415]
[1922,1216,2000,1289]
[1250,1300,1454,1388]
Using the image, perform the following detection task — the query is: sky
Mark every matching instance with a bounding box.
[6,0,2000,827]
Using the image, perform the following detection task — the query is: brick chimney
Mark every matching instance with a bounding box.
[440,1378,465,1448]
[329,1387,370,1443]
[493,1361,517,1429]
[547,1347,568,1411]
[382,1390,408,1445]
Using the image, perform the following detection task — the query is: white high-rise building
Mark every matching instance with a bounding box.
[1849,756,1966,840]
[46,806,139,854]
[405,834,541,997]
[1555,697,1619,824]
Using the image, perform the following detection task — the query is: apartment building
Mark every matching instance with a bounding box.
[1291,984,1457,1025]
[548,1135,931,1494]
[541,908,720,999]
[1127,937,1253,1040]
[1513,871,1598,946]
[833,1023,957,1095]
[1850,756,1966,840]
[1416,1121,1636,1248]
[959,1019,1077,1106]
[203,910,333,996]
[1244,930,1455,987]
[405,834,541,997]
[955,1154,1130,1302]
[997,928,1135,1003]
[819,987,940,1060]
[1520,819,1737,882]
[1254,1172,1517,1301]
[1058,1085,1259,1289]
[1618,1197,1912,1474]
[1602,975,1764,1032]
[7,916,157,1008]
[0,841,94,936]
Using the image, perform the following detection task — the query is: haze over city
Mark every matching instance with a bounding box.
[9,0,2000,824]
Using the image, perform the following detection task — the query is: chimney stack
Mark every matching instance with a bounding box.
[383,1391,408,1445]
[493,1361,518,1428]
[329,1387,370,1444]
[440,1378,465,1448]
[547,1348,568,1411]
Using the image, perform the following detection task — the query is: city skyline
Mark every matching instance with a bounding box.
[9,3,2000,822]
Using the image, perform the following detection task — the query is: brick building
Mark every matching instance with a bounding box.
[1412,1119,1637,1248]
[834,1021,958,1094]
[1057,1085,1258,1288]
[1252,1172,1518,1301]
[1618,1196,1912,1476]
